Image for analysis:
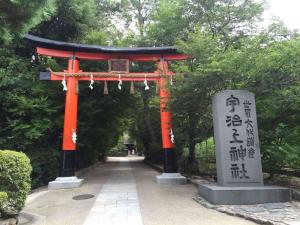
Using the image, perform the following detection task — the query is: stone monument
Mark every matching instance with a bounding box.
[198,90,291,205]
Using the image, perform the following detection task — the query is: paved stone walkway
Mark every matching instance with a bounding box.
[83,158,143,225]
[22,157,256,225]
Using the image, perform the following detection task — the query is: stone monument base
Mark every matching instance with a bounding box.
[198,183,291,205]
[156,173,187,185]
[48,176,84,190]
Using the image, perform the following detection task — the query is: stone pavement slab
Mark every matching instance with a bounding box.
[83,159,143,225]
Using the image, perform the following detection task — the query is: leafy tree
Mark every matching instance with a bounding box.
[147,0,264,46]
[31,0,103,42]
[186,0,264,47]
[0,0,56,45]
[147,0,190,45]
[173,22,300,174]
[119,0,158,37]
[0,47,61,187]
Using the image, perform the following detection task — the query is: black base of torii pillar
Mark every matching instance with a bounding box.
[156,60,186,185]
[163,148,177,172]
[60,150,76,177]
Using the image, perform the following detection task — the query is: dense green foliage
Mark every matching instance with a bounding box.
[0,46,61,187]
[0,0,299,189]
[0,150,32,213]
[108,138,129,157]
[0,0,56,45]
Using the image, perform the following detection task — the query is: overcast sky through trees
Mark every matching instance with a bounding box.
[264,0,300,30]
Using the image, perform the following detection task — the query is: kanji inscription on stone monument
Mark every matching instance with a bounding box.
[212,90,263,186]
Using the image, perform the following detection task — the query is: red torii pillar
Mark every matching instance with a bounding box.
[60,57,79,177]
[158,60,177,172]
[156,60,186,184]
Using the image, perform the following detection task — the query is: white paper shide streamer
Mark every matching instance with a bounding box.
[144,75,150,90]
[62,74,68,91]
[170,128,175,143]
[89,74,94,90]
[72,129,77,144]
[118,74,122,90]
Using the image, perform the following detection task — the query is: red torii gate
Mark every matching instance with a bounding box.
[25,34,189,186]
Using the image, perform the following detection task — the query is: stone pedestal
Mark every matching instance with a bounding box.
[48,176,84,190]
[198,183,291,205]
[156,173,187,185]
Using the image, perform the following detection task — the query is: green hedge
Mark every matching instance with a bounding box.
[0,150,32,213]
[0,192,8,210]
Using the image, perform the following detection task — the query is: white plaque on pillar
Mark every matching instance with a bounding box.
[212,90,263,186]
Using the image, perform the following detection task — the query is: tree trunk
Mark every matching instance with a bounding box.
[188,139,196,163]
[141,91,156,151]
[188,123,196,163]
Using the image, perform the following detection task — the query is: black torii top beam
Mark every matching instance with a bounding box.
[24,34,189,61]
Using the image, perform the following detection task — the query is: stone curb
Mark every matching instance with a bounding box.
[191,179,300,225]
[0,218,17,225]
[186,177,200,187]
[193,196,274,225]
[75,161,103,177]
[28,161,103,194]
[28,185,47,195]
[0,211,45,225]
[19,211,45,225]
[144,160,163,173]
[292,189,300,201]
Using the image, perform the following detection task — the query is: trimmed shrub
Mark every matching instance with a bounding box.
[0,150,32,213]
[0,192,8,210]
